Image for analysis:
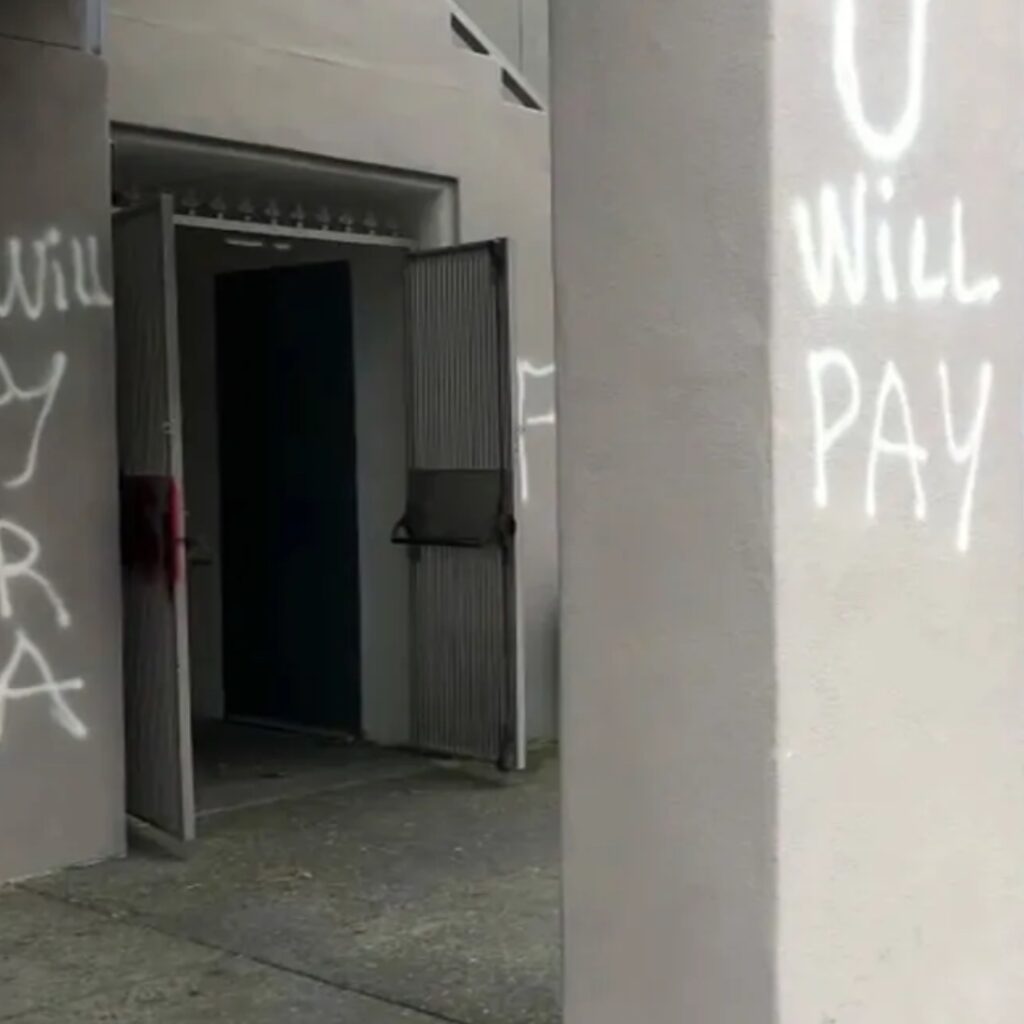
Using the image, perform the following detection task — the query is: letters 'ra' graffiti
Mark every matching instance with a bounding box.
[794,0,1000,553]
[0,512,83,744]
[0,517,84,743]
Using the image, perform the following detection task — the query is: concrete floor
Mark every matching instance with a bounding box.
[0,739,561,1024]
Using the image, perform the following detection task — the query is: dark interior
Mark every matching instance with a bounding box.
[215,261,362,735]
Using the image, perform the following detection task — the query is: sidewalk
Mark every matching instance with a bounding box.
[1,752,560,1024]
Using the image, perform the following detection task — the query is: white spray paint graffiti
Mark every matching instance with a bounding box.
[0,629,86,742]
[832,0,930,163]
[865,362,929,523]
[792,177,1000,309]
[0,231,111,322]
[795,0,1000,553]
[809,356,993,548]
[939,360,994,554]
[0,353,67,489]
[0,519,71,629]
[808,349,862,510]
[0,230,106,744]
[518,360,556,504]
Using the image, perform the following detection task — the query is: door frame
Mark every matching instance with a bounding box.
[159,195,195,836]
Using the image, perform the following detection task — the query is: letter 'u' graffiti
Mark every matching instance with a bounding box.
[833,0,932,163]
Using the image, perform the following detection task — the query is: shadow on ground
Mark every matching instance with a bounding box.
[1,750,561,1024]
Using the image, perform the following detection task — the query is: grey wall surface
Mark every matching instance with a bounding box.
[0,1,87,49]
[774,2,1024,1019]
[456,0,548,97]
[557,0,1024,1020]
[177,232,409,746]
[553,1,775,1021]
[0,26,124,881]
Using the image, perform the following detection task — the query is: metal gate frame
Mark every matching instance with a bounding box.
[401,239,522,769]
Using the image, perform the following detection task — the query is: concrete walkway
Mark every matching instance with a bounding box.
[1,750,560,1024]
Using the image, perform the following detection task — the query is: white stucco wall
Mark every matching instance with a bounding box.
[107,0,557,742]
[774,2,1024,1019]
[456,0,549,97]
[553,1,775,1019]
[556,0,1024,1020]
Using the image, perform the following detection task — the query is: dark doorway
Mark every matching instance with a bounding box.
[215,262,361,735]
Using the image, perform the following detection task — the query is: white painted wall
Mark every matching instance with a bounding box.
[556,0,1024,1019]
[456,0,549,97]
[774,2,1024,1020]
[177,231,410,745]
[108,0,557,742]
[553,1,774,1019]
[350,251,409,746]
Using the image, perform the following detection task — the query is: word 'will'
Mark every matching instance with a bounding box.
[0,231,111,322]
[793,175,1000,308]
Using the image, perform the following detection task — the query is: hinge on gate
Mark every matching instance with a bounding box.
[488,240,507,278]
[498,726,516,773]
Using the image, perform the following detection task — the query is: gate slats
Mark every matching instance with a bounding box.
[405,243,515,763]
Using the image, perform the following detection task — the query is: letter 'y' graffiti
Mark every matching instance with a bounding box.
[939,360,993,554]
[0,353,67,489]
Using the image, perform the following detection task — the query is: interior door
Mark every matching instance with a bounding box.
[399,240,522,769]
[114,195,195,842]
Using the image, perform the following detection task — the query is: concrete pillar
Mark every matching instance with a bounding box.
[0,2,124,882]
[554,1,1024,1020]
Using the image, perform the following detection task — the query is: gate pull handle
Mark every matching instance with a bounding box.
[390,515,489,550]
[390,516,413,545]
[497,513,517,545]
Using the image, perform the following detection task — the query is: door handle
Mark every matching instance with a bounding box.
[183,535,214,567]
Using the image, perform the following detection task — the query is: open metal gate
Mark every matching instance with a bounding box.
[395,240,521,769]
[114,196,195,842]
